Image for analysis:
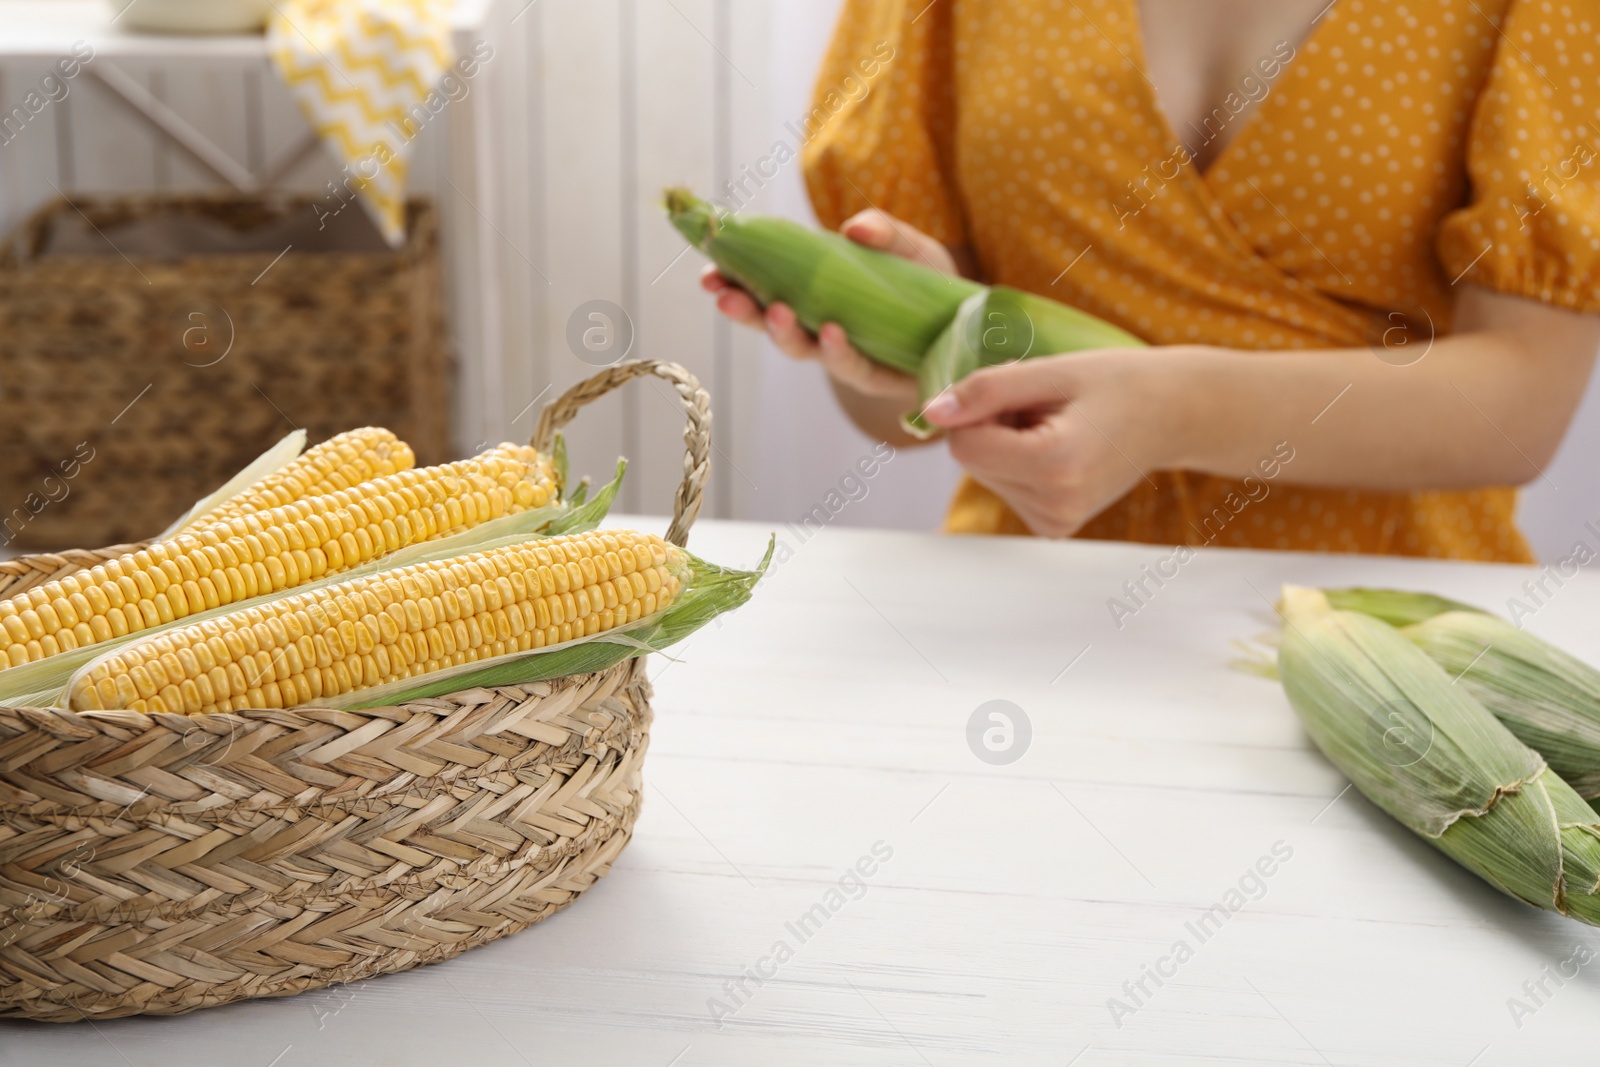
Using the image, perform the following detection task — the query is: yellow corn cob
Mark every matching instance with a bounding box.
[0,444,558,670]
[195,427,416,529]
[68,529,684,714]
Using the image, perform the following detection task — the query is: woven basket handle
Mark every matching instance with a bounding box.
[531,360,710,549]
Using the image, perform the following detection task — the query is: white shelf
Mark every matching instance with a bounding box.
[0,0,493,60]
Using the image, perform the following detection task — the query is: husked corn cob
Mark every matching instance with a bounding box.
[69,529,684,714]
[195,427,415,529]
[0,444,558,670]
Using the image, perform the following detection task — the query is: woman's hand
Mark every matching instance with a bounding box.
[700,208,960,412]
[920,349,1188,538]
[920,283,1600,536]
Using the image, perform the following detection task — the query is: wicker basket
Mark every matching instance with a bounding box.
[0,360,711,1023]
[0,192,450,550]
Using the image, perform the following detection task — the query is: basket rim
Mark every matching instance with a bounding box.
[0,659,640,811]
[0,190,439,269]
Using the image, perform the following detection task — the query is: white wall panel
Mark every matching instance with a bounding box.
[631,0,720,518]
[749,0,962,536]
[535,0,628,497]
[0,59,66,234]
[256,66,339,193]
[1518,363,1600,562]
[149,65,248,188]
[60,63,157,191]
[719,0,773,522]
[487,0,541,460]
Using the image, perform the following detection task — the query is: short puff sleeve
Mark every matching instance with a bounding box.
[800,0,969,251]
[1435,0,1600,312]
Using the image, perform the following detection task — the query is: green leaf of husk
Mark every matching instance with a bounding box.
[901,286,1147,439]
[6,465,626,710]
[1277,585,1600,924]
[157,429,307,539]
[902,290,988,440]
[666,187,1150,423]
[1322,586,1600,805]
[665,187,980,375]
[1279,586,1540,839]
[323,536,774,709]
[1403,610,1600,801]
[552,432,570,496]
[1323,587,1487,627]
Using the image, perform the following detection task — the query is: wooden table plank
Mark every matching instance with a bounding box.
[4,517,1597,1064]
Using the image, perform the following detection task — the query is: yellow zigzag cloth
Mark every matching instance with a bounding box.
[268,0,454,246]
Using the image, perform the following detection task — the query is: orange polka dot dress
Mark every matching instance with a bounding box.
[802,0,1600,560]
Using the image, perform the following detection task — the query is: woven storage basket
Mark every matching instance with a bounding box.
[0,191,450,550]
[0,360,711,1023]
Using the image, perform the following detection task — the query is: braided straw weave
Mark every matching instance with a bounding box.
[0,192,451,549]
[0,544,149,601]
[0,361,711,1022]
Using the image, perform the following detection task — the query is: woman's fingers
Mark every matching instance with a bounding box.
[921,361,1073,429]
[839,210,898,251]
[765,302,822,360]
[714,287,764,326]
[703,267,818,356]
[948,418,1090,539]
[947,417,1052,471]
[704,266,768,328]
[818,323,919,400]
[699,264,729,292]
[700,259,915,401]
[840,209,958,275]
[706,275,833,367]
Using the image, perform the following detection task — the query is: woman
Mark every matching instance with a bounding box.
[702,0,1600,559]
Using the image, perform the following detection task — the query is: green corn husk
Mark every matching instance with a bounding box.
[667,188,981,373]
[1278,585,1600,925]
[903,285,1145,437]
[664,188,1145,436]
[1326,587,1600,802]
[326,537,773,709]
[1324,587,1485,628]
[1408,615,1600,800]
[157,429,310,539]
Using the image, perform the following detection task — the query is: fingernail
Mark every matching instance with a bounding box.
[922,392,961,423]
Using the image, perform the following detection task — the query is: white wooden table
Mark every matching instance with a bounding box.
[3,519,1598,1065]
